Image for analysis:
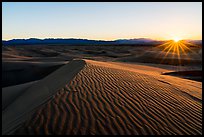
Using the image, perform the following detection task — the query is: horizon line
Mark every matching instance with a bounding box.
[2,37,202,41]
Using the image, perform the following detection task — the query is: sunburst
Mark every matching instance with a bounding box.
[155,39,197,65]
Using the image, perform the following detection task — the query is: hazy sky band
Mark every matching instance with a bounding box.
[2,2,202,40]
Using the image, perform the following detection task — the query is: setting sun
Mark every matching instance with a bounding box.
[173,37,181,42]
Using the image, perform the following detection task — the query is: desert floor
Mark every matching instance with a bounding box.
[2,45,202,135]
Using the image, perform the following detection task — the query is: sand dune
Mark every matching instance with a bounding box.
[13,59,202,135]
[2,52,31,59]
[2,59,85,135]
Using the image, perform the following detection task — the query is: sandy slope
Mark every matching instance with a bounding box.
[2,60,85,135]
[2,80,39,110]
[14,59,202,135]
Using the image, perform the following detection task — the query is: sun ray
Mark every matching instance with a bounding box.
[178,43,187,56]
[162,42,175,60]
[173,43,177,54]
[180,42,192,52]
[163,42,174,51]
[154,41,173,59]
[184,41,198,47]
[157,41,172,48]
[176,42,181,65]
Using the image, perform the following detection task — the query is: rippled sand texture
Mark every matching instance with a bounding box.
[15,60,202,135]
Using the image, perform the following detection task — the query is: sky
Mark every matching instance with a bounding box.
[2,2,202,41]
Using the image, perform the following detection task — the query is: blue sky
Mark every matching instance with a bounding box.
[2,2,202,40]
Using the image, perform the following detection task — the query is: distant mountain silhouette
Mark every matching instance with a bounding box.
[2,38,201,46]
[2,38,114,46]
[185,40,202,45]
[115,38,162,44]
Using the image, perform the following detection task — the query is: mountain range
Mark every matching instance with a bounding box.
[2,38,202,46]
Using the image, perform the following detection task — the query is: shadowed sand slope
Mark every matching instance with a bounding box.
[2,60,69,87]
[2,80,39,110]
[15,59,202,135]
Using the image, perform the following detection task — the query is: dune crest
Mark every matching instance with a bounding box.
[14,59,202,135]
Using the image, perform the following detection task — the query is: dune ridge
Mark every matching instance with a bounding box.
[14,59,202,135]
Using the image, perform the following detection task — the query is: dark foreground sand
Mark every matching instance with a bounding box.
[11,59,202,135]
